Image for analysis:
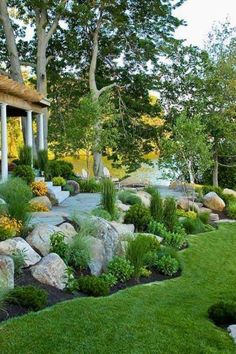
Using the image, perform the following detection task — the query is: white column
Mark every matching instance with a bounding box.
[39,113,44,151]
[1,103,8,181]
[26,110,33,147]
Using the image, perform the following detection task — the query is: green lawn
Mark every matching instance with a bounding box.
[1,224,236,354]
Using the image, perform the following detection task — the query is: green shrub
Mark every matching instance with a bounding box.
[126,234,160,277]
[50,232,68,259]
[163,197,177,232]
[91,208,112,221]
[0,178,32,227]
[6,286,48,311]
[77,276,110,296]
[79,178,101,193]
[13,165,35,184]
[198,212,210,225]
[99,273,118,287]
[107,257,134,282]
[222,193,236,206]
[11,250,26,275]
[148,220,186,249]
[52,176,66,187]
[124,204,151,232]
[162,232,186,250]
[154,254,179,276]
[47,160,74,179]
[144,186,158,197]
[101,178,116,216]
[201,185,224,199]
[208,301,236,326]
[148,220,167,237]
[38,150,48,173]
[19,146,32,166]
[118,190,142,205]
[150,190,163,222]
[66,233,91,270]
[227,201,236,219]
[182,217,209,234]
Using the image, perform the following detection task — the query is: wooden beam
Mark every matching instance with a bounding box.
[0,92,45,114]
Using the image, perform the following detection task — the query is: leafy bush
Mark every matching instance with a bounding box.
[177,209,197,219]
[77,276,110,296]
[150,190,163,222]
[47,160,74,179]
[226,201,236,219]
[108,257,134,282]
[0,215,22,241]
[79,178,101,193]
[52,176,66,187]
[182,217,209,234]
[162,232,186,250]
[144,186,158,197]
[99,273,118,287]
[101,178,116,216]
[222,193,236,206]
[13,165,35,184]
[198,212,210,225]
[201,185,224,199]
[19,146,32,166]
[66,233,91,270]
[147,220,186,249]
[11,250,26,275]
[208,301,236,326]
[124,204,151,232]
[31,181,48,196]
[50,232,68,259]
[6,286,48,311]
[148,220,167,237]
[38,150,48,173]
[154,254,179,276]
[118,190,142,205]
[126,234,160,277]
[163,197,177,232]
[91,207,112,221]
[0,178,32,228]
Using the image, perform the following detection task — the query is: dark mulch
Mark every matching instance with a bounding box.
[0,268,180,323]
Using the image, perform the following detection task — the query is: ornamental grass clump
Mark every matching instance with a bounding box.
[163,197,177,232]
[38,150,48,174]
[101,178,116,217]
[118,190,142,206]
[19,146,32,166]
[150,190,163,222]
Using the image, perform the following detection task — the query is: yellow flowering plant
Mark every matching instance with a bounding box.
[30,203,49,212]
[0,215,22,241]
[177,209,197,219]
[31,181,48,197]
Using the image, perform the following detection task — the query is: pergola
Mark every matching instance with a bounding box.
[0,75,50,181]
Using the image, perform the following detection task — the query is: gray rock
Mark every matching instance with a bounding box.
[209,213,220,222]
[116,200,130,212]
[203,192,225,211]
[228,325,236,343]
[88,237,106,275]
[47,189,58,206]
[31,253,68,290]
[223,188,236,198]
[109,221,134,236]
[67,180,80,195]
[177,198,199,212]
[136,191,151,207]
[0,237,41,267]
[59,222,77,241]
[30,196,52,210]
[0,198,6,205]
[0,255,14,289]
[134,232,163,243]
[26,224,61,256]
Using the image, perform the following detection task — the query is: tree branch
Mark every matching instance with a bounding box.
[46,0,67,43]
[99,83,117,96]
[46,55,54,65]
[20,61,36,68]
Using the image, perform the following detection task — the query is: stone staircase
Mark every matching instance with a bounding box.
[35,177,70,204]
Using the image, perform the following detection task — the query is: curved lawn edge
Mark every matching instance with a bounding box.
[0,224,236,354]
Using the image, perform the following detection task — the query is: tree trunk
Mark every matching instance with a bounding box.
[213,152,219,186]
[188,160,195,184]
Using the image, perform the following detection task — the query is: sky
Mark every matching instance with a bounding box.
[174,0,236,47]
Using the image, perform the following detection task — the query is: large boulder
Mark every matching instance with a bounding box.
[177,198,199,212]
[0,237,41,267]
[66,180,80,195]
[109,221,134,236]
[88,237,106,276]
[31,253,68,290]
[116,199,130,212]
[223,188,236,198]
[59,222,77,240]
[47,189,58,206]
[26,224,61,256]
[0,255,14,289]
[136,191,151,208]
[30,196,52,210]
[203,192,225,211]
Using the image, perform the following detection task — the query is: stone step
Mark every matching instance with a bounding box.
[46,181,53,188]
[48,186,62,193]
[54,190,70,204]
[35,177,45,182]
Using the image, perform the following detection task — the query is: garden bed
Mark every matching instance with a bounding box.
[0,268,181,323]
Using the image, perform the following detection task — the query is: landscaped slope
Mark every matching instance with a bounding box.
[1,224,236,354]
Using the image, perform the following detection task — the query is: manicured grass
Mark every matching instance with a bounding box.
[1,224,236,353]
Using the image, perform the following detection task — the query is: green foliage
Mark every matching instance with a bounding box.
[50,232,68,259]
[147,220,186,249]
[154,255,179,276]
[101,178,116,217]
[77,276,110,297]
[163,197,177,232]
[222,193,236,206]
[162,232,186,250]
[144,186,158,197]
[62,184,74,195]
[38,150,48,173]
[11,250,26,276]
[182,217,211,235]
[66,233,91,270]
[150,190,163,222]
[52,176,66,186]
[107,257,134,283]
[0,178,32,227]
[47,160,74,179]
[198,212,210,225]
[19,146,32,166]
[91,208,112,221]
[78,178,101,193]
[208,301,236,326]
[124,204,151,232]
[6,286,48,311]
[226,201,236,219]
[118,190,142,205]
[148,220,167,237]
[99,273,118,287]
[126,234,160,278]
[201,185,224,199]
[13,165,35,184]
